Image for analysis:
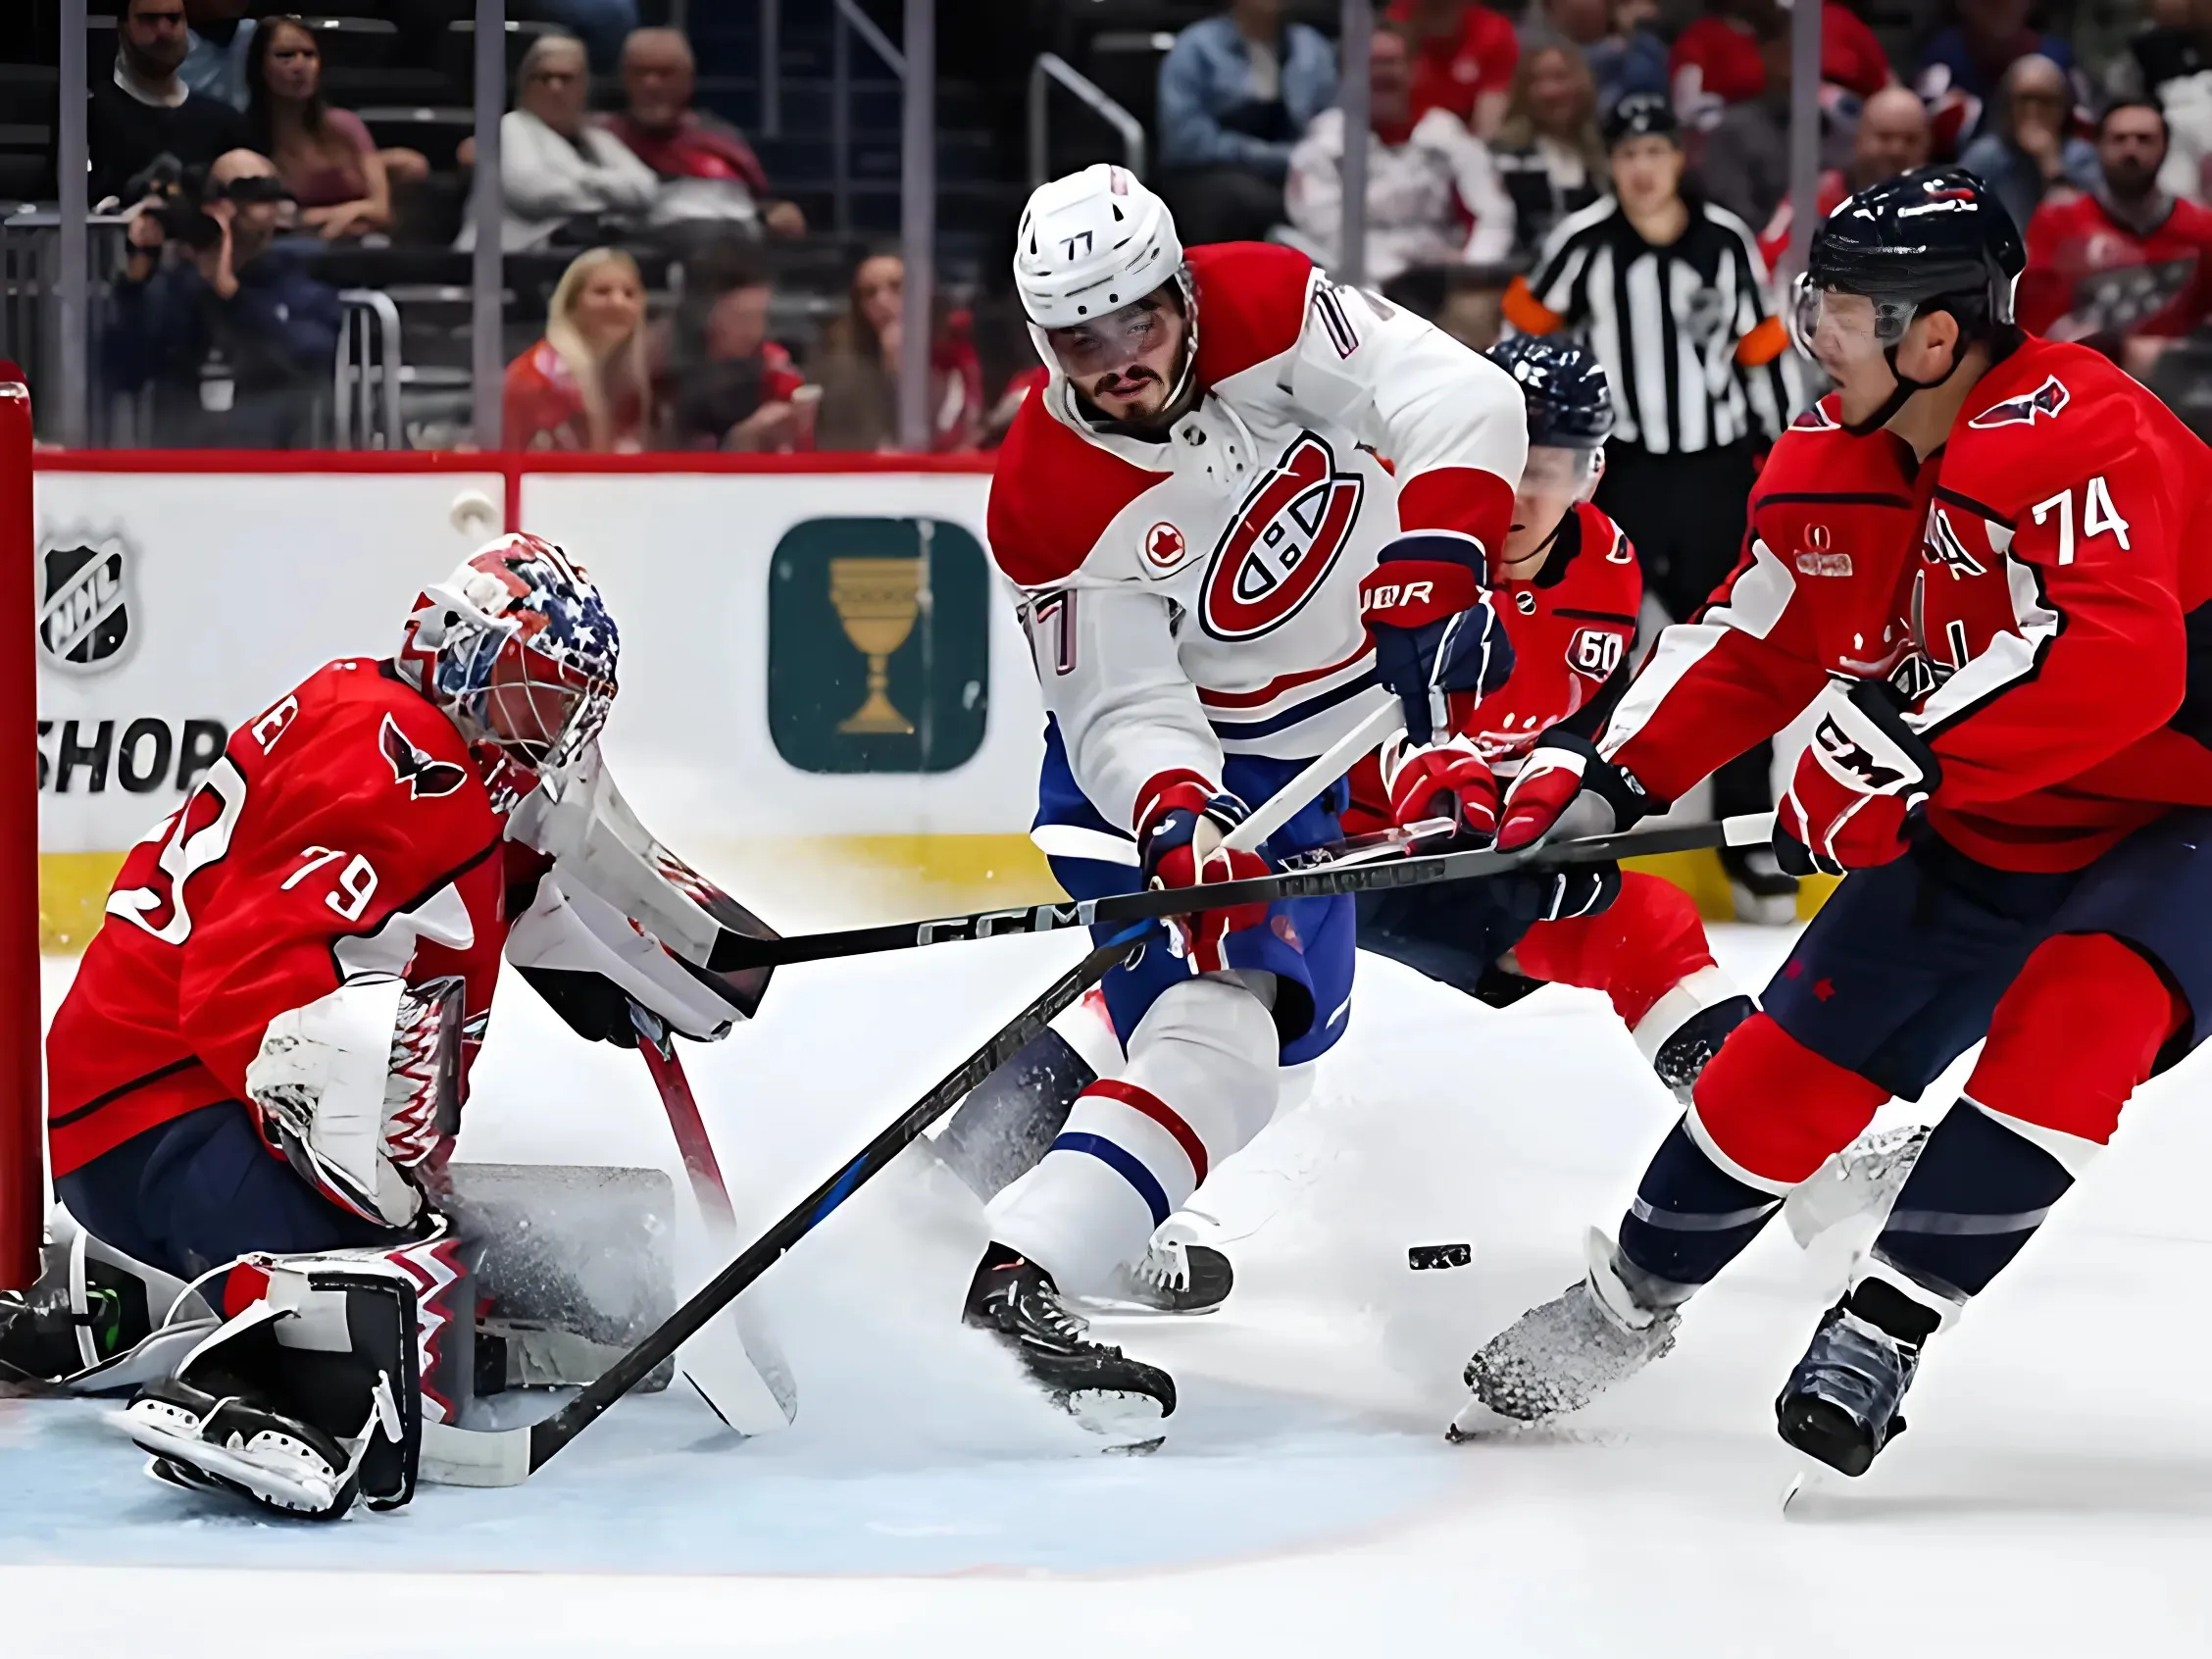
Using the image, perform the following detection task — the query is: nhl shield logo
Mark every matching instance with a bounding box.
[37,530,137,675]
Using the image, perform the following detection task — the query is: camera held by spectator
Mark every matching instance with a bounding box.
[108,147,340,448]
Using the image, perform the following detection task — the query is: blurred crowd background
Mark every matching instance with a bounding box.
[5,0,2211,455]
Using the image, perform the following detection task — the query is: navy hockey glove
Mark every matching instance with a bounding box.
[1359,533,1515,745]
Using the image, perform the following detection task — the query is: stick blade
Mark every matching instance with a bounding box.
[679,1300,796,1433]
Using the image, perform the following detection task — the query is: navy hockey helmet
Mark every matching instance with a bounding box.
[1793,166,2026,433]
[1483,335,1616,450]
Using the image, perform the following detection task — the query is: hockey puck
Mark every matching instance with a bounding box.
[1407,1242,1472,1272]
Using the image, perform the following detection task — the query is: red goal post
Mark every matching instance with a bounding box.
[0,364,36,1289]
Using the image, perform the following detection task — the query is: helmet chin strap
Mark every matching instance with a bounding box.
[1839,302,1978,438]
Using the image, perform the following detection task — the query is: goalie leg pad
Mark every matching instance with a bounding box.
[114,1235,474,1520]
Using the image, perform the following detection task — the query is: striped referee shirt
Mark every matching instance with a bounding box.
[1503,195,1801,455]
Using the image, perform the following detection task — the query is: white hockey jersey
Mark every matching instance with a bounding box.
[988,241,1528,834]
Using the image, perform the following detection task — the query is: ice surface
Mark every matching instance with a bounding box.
[12,927,2212,1658]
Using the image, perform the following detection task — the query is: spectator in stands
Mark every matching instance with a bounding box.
[1917,0,2078,156]
[244,17,399,241]
[1435,262,1517,347]
[106,147,339,448]
[180,0,254,112]
[1699,2,1852,230]
[1388,0,1519,137]
[504,246,655,451]
[519,0,639,75]
[810,253,985,453]
[1671,0,1891,131]
[2019,101,2212,377]
[1758,82,1929,269]
[602,29,807,242]
[90,0,247,206]
[2118,0,2212,202]
[1519,0,1667,115]
[1157,0,1338,245]
[478,33,657,252]
[1958,53,2098,232]
[658,244,808,452]
[1285,24,1514,283]
[1492,45,1606,267]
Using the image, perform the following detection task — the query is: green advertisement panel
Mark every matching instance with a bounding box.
[768,517,990,775]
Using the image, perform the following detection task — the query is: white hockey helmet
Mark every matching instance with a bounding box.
[1014,164,1183,327]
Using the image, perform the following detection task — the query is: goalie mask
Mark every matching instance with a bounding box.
[398,534,620,778]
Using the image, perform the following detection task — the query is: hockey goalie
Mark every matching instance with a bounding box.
[3,533,768,1520]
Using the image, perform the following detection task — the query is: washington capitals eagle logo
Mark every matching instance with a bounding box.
[1968,375,2070,429]
[380,715,469,799]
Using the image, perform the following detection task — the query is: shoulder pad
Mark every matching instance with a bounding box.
[1188,242,1315,385]
[987,395,1173,588]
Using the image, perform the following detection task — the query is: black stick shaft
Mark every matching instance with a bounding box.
[707,818,1734,974]
[527,940,1132,1471]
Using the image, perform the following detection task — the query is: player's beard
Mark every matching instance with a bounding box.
[1085,366,1169,424]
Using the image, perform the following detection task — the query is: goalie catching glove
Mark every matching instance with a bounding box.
[1775,678,1941,877]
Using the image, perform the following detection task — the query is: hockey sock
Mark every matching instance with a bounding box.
[1509,873,1716,1031]
[984,977,1276,1294]
[1870,933,2184,1306]
[1617,1014,1887,1294]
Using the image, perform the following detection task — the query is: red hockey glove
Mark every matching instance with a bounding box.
[1135,773,1272,974]
[1378,732,1499,844]
[1494,733,1656,853]
[1775,679,1940,878]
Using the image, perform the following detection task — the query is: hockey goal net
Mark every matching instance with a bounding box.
[0,363,36,1290]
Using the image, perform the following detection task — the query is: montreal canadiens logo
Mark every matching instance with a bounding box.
[1200,431,1364,640]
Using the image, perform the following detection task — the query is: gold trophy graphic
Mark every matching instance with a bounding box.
[829,556,922,734]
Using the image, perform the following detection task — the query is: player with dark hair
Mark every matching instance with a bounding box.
[1460,168,2212,1478]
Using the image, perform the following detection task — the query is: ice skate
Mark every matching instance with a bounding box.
[1722,843,1799,927]
[965,1245,1177,1429]
[1784,1124,1933,1247]
[1080,1231,1234,1317]
[1451,1228,1680,1434]
[1775,1281,1935,1477]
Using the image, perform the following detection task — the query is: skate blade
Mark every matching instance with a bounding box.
[1444,1395,1533,1443]
[1066,1387,1169,1451]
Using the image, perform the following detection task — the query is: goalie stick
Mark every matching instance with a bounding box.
[420,938,1137,1486]
[633,1017,797,1434]
[700,813,1783,973]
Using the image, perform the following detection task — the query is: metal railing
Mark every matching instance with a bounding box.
[831,0,906,237]
[333,288,404,450]
[1029,54,1146,189]
[0,210,131,446]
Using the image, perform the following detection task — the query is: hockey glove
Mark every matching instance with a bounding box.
[1359,533,1515,745]
[1378,731,1499,844]
[1136,774,1271,974]
[1494,732,1657,853]
[1775,679,1940,878]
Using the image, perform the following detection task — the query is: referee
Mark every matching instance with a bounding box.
[1502,93,1803,921]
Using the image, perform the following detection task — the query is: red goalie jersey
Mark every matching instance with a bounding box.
[46,659,529,1177]
[1600,335,2212,873]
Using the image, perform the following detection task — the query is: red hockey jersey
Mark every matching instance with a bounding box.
[47,660,527,1177]
[1601,336,2212,873]
[1347,500,1642,831]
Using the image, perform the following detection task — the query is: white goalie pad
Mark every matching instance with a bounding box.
[506,874,742,1039]
[245,975,463,1228]
[507,744,775,1016]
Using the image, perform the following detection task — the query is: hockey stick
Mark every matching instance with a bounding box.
[1220,701,1401,856]
[703,813,1782,974]
[633,1018,798,1434]
[423,938,1137,1485]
